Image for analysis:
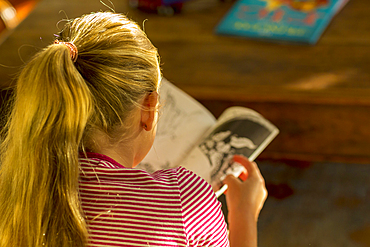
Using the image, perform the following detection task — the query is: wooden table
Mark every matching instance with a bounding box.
[1,0,369,163]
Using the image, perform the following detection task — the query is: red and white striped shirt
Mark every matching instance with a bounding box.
[79,152,229,247]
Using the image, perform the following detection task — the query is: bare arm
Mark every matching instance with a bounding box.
[223,155,268,247]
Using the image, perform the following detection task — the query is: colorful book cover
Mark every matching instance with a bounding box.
[215,0,349,44]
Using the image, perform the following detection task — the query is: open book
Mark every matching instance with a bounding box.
[138,78,279,197]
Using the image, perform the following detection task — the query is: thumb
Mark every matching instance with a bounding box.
[223,174,241,189]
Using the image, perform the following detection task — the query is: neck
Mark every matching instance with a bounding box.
[86,129,137,168]
[98,144,135,168]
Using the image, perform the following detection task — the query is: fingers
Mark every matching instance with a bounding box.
[233,155,260,179]
[238,171,248,181]
[223,174,241,188]
[223,156,268,223]
[230,155,267,202]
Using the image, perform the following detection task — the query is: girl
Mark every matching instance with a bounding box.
[0,12,267,247]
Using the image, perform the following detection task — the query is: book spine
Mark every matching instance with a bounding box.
[309,0,349,44]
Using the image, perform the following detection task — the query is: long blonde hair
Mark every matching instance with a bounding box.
[0,12,161,247]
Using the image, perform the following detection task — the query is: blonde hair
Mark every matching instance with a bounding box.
[0,12,161,247]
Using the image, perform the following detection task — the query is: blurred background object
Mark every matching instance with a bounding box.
[129,0,185,15]
[0,0,18,35]
[0,0,38,43]
[215,0,350,44]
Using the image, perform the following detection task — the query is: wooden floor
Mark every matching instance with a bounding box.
[256,159,370,247]
[0,0,369,163]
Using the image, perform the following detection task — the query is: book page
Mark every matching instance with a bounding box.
[137,78,216,172]
[178,106,279,196]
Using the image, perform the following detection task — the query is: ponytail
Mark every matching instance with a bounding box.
[0,43,91,246]
[0,11,161,247]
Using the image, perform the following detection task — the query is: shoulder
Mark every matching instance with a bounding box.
[175,167,229,246]
[174,166,213,194]
[174,166,218,205]
[79,154,187,191]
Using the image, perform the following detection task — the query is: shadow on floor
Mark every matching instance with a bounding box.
[257,159,370,247]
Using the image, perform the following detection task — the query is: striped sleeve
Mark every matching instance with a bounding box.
[176,167,230,247]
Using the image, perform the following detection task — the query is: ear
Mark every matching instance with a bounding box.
[141,92,158,131]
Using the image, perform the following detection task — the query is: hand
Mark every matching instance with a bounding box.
[223,155,267,222]
[223,155,267,247]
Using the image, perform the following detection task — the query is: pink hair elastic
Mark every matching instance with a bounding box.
[54,40,78,63]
